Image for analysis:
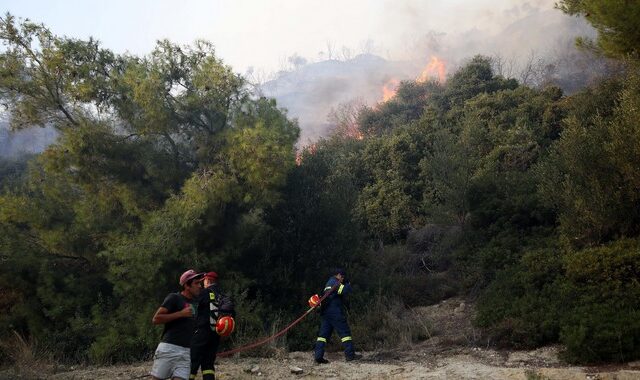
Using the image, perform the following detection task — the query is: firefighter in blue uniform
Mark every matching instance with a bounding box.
[314,268,362,363]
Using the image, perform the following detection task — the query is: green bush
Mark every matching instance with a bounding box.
[475,247,566,348]
[560,238,640,363]
[477,238,640,363]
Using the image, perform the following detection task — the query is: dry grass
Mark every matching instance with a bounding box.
[413,297,484,348]
[0,331,55,379]
[350,293,433,351]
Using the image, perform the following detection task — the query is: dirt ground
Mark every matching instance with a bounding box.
[27,348,639,380]
[3,298,640,380]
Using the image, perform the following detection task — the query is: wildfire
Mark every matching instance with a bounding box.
[379,56,446,103]
[352,130,364,140]
[382,79,400,102]
[417,56,446,83]
[334,124,364,140]
[295,143,318,166]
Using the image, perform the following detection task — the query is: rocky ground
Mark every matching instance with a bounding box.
[3,298,640,380]
[29,347,640,380]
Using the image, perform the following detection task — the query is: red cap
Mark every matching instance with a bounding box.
[179,269,204,286]
[204,271,218,280]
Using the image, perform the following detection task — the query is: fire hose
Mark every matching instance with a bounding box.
[133,284,339,379]
[217,283,339,357]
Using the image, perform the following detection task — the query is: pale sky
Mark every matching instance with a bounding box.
[2,0,557,74]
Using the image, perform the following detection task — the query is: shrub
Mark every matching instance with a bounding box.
[475,247,566,348]
[560,238,640,362]
[477,238,640,363]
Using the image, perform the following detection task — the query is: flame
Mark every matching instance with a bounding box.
[379,56,446,103]
[334,121,364,140]
[334,124,364,140]
[417,56,446,83]
[382,79,400,102]
[295,143,318,165]
[345,128,364,140]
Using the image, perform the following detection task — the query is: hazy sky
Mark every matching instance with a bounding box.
[2,0,558,73]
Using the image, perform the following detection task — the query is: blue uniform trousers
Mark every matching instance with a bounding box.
[314,312,355,360]
[190,328,219,380]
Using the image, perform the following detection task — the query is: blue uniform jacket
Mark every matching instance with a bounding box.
[321,276,352,315]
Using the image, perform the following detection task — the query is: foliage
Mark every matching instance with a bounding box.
[0,15,298,362]
[557,0,640,61]
[355,125,428,242]
[358,80,443,136]
[476,246,566,348]
[3,8,640,365]
[0,155,31,189]
[537,74,640,248]
[560,238,640,363]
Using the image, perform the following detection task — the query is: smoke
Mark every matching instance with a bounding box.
[0,1,604,153]
[0,122,57,159]
[260,1,604,146]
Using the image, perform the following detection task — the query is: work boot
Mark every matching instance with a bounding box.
[345,353,362,362]
[315,357,329,364]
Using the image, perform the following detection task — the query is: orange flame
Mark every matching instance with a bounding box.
[417,56,446,83]
[381,79,400,102]
[346,128,364,140]
[295,143,318,165]
[334,123,364,140]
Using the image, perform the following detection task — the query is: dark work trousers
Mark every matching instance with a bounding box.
[314,312,355,360]
[190,328,220,380]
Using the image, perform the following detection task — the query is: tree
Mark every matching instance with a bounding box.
[537,74,640,248]
[0,14,118,129]
[0,15,299,362]
[355,125,428,242]
[357,80,443,136]
[557,0,640,61]
[420,128,473,226]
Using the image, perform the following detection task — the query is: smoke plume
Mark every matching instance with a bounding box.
[261,2,604,146]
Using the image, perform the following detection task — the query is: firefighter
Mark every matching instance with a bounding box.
[314,268,362,363]
[190,271,235,380]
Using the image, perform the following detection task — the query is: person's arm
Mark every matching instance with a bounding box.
[322,278,339,300]
[337,281,352,296]
[152,306,192,325]
[151,294,192,325]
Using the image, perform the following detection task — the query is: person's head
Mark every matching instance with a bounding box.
[179,269,204,297]
[203,271,218,287]
[333,268,346,282]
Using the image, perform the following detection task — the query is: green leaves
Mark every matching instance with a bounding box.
[0,16,300,362]
[353,124,427,241]
[537,74,640,248]
[558,0,640,61]
[0,14,120,129]
[560,238,640,362]
[2,11,640,364]
[420,128,472,226]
